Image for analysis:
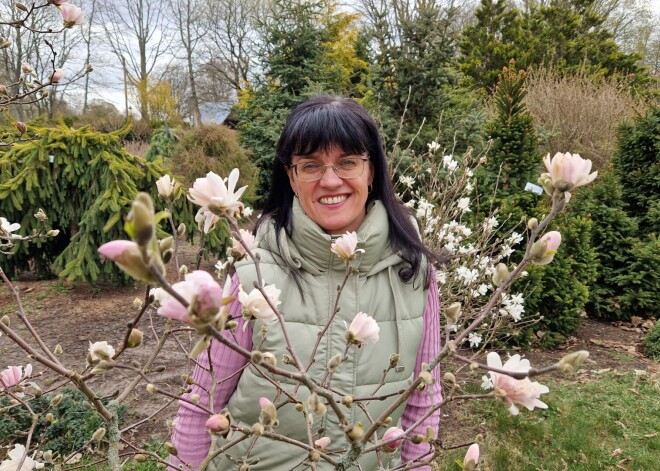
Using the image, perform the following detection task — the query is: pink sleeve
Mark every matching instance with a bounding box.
[169,275,253,470]
[401,273,442,469]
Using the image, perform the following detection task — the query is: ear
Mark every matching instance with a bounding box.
[368,161,375,186]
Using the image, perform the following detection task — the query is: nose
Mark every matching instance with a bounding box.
[318,165,343,187]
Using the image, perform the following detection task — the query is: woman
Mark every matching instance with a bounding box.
[170,96,442,470]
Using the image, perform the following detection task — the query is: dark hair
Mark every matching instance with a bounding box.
[256,95,437,286]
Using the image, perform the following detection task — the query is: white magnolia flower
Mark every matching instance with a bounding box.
[399,175,415,188]
[468,332,482,348]
[87,341,115,364]
[156,174,180,200]
[508,232,523,246]
[188,169,247,233]
[457,197,471,213]
[428,141,441,152]
[238,284,281,323]
[243,206,254,217]
[0,217,21,239]
[436,271,447,285]
[331,231,364,261]
[0,443,44,470]
[483,217,499,231]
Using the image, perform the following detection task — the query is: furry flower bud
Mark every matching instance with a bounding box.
[445,302,462,325]
[558,350,589,374]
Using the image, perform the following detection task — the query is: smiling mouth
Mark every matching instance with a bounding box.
[319,195,348,205]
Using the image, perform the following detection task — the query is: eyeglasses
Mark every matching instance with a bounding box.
[289,156,369,182]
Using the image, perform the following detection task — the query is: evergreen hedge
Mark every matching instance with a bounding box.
[0,122,229,283]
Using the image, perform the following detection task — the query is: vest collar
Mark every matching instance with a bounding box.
[257,198,404,276]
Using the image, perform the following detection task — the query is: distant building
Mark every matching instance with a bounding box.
[199,102,233,125]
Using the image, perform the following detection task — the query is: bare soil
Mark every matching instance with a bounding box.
[1,250,658,450]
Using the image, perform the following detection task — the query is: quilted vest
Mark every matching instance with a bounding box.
[208,200,428,470]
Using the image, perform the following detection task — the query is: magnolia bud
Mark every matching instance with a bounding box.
[45,413,55,425]
[31,384,43,398]
[239,465,251,471]
[295,402,304,412]
[190,394,200,404]
[408,434,422,445]
[327,354,342,371]
[558,350,589,374]
[342,395,353,407]
[91,359,115,375]
[252,423,265,435]
[49,394,63,408]
[130,198,155,247]
[134,454,148,463]
[426,426,436,439]
[46,229,60,237]
[530,239,548,260]
[159,236,174,253]
[262,352,277,366]
[14,121,27,134]
[346,422,364,442]
[16,3,28,12]
[259,397,277,426]
[389,353,400,369]
[91,427,106,443]
[179,264,188,276]
[419,371,434,385]
[225,320,238,330]
[177,223,186,237]
[443,372,456,385]
[165,442,177,456]
[206,413,230,434]
[127,328,143,348]
[42,450,53,462]
[1,315,10,327]
[309,450,321,462]
[492,263,510,287]
[152,366,165,373]
[527,217,538,230]
[146,384,157,394]
[131,360,142,369]
[0,85,7,95]
[445,302,462,325]
[34,208,47,222]
[383,416,393,425]
[251,350,264,364]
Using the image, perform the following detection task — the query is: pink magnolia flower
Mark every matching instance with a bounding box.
[345,312,380,346]
[542,152,597,191]
[485,352,549,415]
[230,229,255,257]
[205,414,230,434]
[331,231,364,261]
[314,436,331,449]
[60,4,84,28]
[464,443,479,469]
[98,240,154,282]
[530,231,562,266]
[381,426,404,451]
[150,270,223,324]
[188,169,247,233]
[238,284,281,323]
[50,69,64,83]
[0,364,32,388]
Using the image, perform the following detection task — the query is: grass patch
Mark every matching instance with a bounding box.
[435,371,660,470]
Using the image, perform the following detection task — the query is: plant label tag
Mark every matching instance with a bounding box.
[524,182,542,195]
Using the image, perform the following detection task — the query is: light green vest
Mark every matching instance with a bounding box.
[209,200,428,470]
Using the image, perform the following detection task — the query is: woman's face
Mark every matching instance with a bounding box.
[288,147,373,234]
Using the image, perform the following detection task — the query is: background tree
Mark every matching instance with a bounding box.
[101,0,172,120]
[234,0,370,201]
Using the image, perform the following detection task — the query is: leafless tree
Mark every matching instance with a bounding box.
[100,0,173,120]
[200,0,264,93]
[168,0,204,124]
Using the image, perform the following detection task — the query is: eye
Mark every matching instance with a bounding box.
[301,162,322,173]
[338,159,359,169]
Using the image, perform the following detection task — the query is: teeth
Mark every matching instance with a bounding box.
[319,195,347,205]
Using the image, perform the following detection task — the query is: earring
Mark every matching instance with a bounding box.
[294,192,299,199]
[368,184,373,194]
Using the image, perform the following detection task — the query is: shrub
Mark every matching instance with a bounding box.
[523,213,597,345]
[643,319,660,360]
[525,67,648,170]
[574,171,658,320]
[0,388,125,455]
[615,235,660,319]
[612,107,660,237]
[0,121,208,282]
[166,124,258,206]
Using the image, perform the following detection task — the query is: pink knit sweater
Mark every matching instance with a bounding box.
[169,276,442,470]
